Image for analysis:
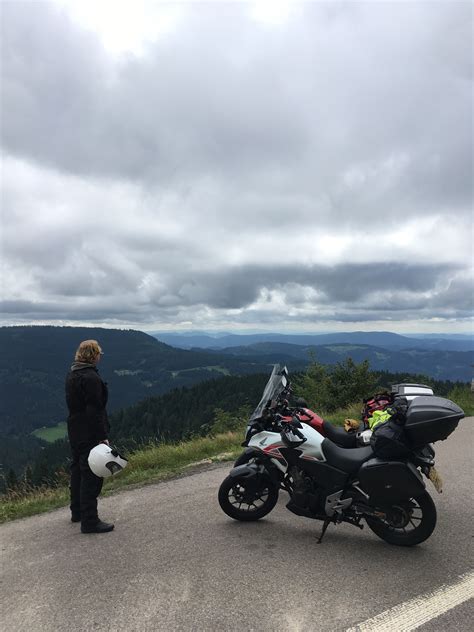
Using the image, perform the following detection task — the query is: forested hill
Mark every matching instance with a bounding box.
[0,326,282,435]
[110,373,269,445]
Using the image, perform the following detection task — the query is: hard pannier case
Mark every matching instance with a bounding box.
[404,396,464,446]
[358,459,426,502]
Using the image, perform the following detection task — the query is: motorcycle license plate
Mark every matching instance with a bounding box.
[428,466,443,493]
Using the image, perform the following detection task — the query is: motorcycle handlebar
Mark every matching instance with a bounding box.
[283,416,306,440]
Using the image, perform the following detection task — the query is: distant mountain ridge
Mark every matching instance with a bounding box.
[205,342,473,381]
[153,330,474,353]
[0,326,278,434]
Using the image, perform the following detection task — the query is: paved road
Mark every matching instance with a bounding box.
[1,419,472,632]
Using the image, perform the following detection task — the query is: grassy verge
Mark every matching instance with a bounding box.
[0,432,244,524]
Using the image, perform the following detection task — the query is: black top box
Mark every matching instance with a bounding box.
[405,396,464,446]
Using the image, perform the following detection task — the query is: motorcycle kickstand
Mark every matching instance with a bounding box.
[317,518,331,544]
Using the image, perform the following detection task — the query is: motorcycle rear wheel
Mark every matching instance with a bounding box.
[218,475,278,521]
[365,491,436,546]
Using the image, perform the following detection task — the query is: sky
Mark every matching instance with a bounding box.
[1,0,473,334]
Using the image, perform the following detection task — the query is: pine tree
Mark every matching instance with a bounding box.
[5,468,18,491]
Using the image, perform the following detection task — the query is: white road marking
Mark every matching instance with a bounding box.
[346,571,474,632]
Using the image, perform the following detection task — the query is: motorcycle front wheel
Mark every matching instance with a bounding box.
[218,475,279,521]
[365,491,437,546]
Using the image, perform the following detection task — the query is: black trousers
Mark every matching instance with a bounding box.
[70,448,103,528]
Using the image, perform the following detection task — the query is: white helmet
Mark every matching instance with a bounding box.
[88,444,128,478]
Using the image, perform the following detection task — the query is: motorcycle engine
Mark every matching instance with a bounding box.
[289,467,324,514]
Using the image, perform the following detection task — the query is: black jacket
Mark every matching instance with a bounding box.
[66,364,110,450]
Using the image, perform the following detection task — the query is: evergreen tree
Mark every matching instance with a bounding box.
[295,357,376,412]
[5,468,18,491]
[208,406,251,435]
[326,358,377,410]
[32,459,51,487]
[293,356,330,410]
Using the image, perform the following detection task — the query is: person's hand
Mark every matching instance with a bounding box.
[101,439,110,446]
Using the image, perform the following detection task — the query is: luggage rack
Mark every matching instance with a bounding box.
[391,383,434,400]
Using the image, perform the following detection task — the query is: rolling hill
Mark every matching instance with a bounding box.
[207,342,473,382]
[0,326,279,435]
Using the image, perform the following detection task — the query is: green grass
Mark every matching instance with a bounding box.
[171,365,230,377]
[32,422,67,442]
[319,402,363,427]
[0,432,244,524]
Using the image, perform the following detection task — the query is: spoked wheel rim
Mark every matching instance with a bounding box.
[365,491,437,546]
[380,499,423,535]
[228,481,271,513]
[218,474,279,521]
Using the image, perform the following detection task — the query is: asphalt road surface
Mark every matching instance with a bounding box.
[1,419,472,632]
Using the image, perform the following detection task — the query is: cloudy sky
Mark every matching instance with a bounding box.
[1,0,472,334]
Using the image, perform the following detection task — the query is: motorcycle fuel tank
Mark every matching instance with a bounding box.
[296,423,326,460]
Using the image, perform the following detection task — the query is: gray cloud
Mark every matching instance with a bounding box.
[2,261,470,325]
[1,1,472,332]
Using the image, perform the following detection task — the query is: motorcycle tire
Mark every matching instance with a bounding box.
[365,491,437,546]
[218,474,279,521]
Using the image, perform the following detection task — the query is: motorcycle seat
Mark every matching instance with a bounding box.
[321,439,374,474]
[322,420,357,448]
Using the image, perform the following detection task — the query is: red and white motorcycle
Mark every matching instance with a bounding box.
[218,366,463,546]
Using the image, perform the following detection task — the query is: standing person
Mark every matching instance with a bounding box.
[66,339,114,534]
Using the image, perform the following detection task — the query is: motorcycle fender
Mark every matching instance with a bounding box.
[241,447,260,459]
[228,463,262,479]
[358,459,426,503]
[228,462,279,486]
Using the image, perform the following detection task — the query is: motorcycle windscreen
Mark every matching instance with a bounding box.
[249,364,289,421]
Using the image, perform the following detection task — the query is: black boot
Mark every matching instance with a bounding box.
[81,520,114,534]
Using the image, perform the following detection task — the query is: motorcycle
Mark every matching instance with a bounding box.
[233,365,368,474]
[218,365,464,546]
